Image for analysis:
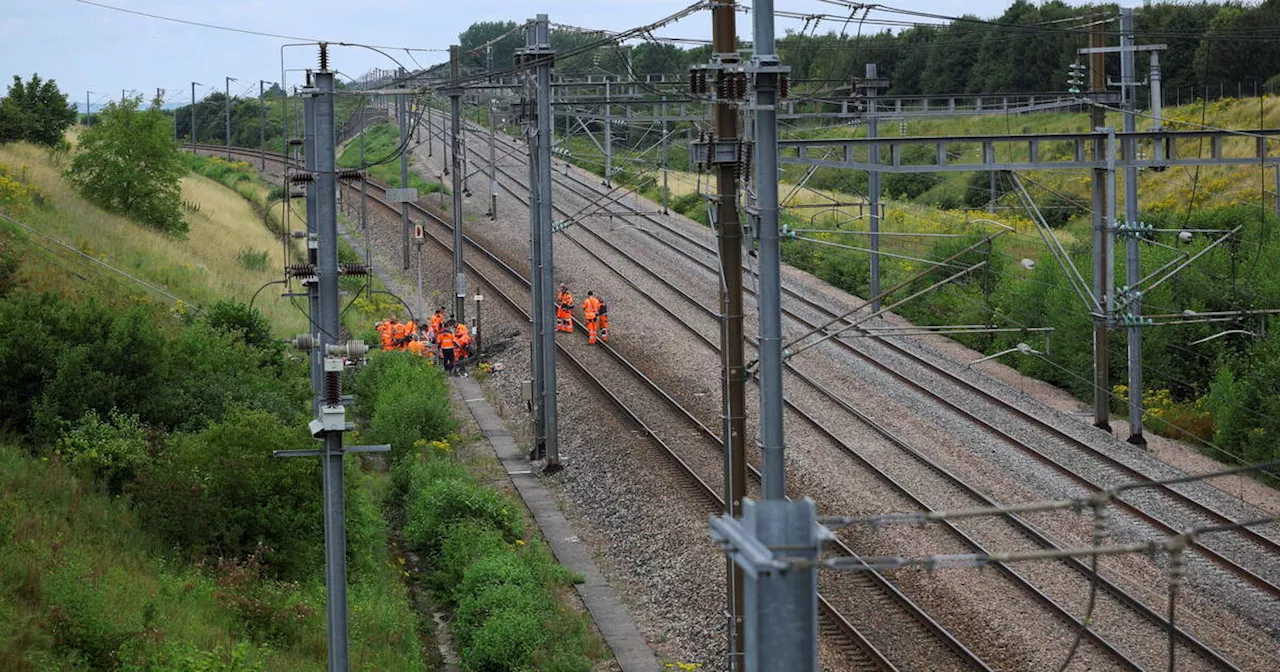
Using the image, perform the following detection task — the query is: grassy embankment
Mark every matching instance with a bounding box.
[0,140,428,669]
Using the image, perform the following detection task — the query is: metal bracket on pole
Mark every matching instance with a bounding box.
[710,498,821,672]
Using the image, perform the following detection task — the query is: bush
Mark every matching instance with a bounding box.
[203,299,280,356]
[964,171,1009,209]
[56,409,151,495]
[365,354,456,460]
[234,247,271,272]
[669,192,702,217]
[130,410,325,579]
[454,583,547,650]
[43,559,140,668]
[403,476,523,560]
[67,96,187,235]
[462,608,546,672]
[883,147,941,200]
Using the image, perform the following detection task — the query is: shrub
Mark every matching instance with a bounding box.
[462,608,545,672]
[365,354,456,460]
[208,548,316,645]
[234,247,271,272]
[43,559,140,668]
[403,476,523,560]
[454,583,547,650]
[56,409,151,494]
[669,192,702,216]
[203,299,280,356]
[130,410,324,579]
[435,521,512,595]
[67,96,188,235]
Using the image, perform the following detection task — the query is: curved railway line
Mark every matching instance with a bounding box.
[197,134,1279,669]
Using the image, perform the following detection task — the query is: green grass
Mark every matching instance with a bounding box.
[338,123,448,198]
[0,442,424,671]
[0,138,429,670]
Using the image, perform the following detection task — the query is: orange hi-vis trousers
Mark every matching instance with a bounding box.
[556,305,573,332]
[585,310,599,344]
[599,313,609,341]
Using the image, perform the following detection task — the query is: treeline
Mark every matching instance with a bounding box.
[454,1,1280,97]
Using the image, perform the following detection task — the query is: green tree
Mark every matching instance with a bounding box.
[458,21,525,72]
[0,73,78,146]
[66,94,187,234]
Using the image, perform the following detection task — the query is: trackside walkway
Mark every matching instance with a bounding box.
[453,376,660,672]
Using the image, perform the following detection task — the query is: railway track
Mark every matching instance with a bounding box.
[421,127,1249,669]
[201,131,1278,668]
[194,144,980,671]
[422,113,1280,667]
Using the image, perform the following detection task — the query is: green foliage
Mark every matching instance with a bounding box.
[130,410,324,578]
[0,290,303,443]
[203,299,278,354]
[337,123,448,196]
[458,22,525,71]
[43,558,142,668]
[0,74,78,146]
[403,473,524,560]
[67,95,187,234]
[57,409,151,495]
[463,608,546,672]
[362,352,457,460]
[883,146,941,200]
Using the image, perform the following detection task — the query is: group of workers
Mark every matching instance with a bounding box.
[556,284,609,344]
[375,307,474,374]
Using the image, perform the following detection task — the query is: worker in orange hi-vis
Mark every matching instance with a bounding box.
[406,333,428,357]
[598,297,610,342]
[582,291,603,344]
[437,325,458,375]
[556,283,575,333]
[389,320,409,350]
[379,317,399,350]
[455,322,472,358]
[429,307,446,342]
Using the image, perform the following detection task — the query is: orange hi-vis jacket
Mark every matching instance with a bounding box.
[582,295,602,320]
[406,339,427,356]
[437,330,457,351]
[557,290,574,311]
[430,312,445,333]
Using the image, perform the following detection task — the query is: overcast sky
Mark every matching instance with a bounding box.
[3,0,1125,112]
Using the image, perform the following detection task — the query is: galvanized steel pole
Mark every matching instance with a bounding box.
[1121,8,1145,445]
[191,82,198,148]
[522,24,547,459]
[451,46,467,324]
[1090,12,1112,431]
[260,80,267,170]
[534,17,560,471]
[304,77,322,415]
[398,71,411,271]
[225,76,235,160]
[489,100,498,218]
[604,80,613,187]
[314,63,351,672]
[866,64,882,311]
[752,0,784,503]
